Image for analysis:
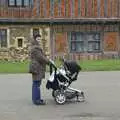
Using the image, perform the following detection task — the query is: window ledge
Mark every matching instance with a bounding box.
[8,5,31,9]
[70,51,102,53]
[0,48,9,52]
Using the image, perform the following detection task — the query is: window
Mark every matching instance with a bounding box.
[58,0,61,16]
[78,0,81,16]
[87,33,101,52]
[70,32,101,52]
[71,0,74,17]
[9,0,15,6]
[71,32,84,52]
[24,0,30,6]
[16,0,22,6]
[104,0,107,17]
[97,0,101,17]
[0,29,7,48]
[50,0,54,17]
[8,0,31,7]
[17,38,23,47]
[33,28,40,38]
[16,37,24,48]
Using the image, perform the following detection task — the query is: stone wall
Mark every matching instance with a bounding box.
[0,25,50,61]
[9,25,31,48]
[0,24,120,61]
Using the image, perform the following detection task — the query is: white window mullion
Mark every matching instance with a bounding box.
[30,28,33,38]
[39,28,42,38]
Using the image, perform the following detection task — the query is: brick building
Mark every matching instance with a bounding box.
[0,0,120,60]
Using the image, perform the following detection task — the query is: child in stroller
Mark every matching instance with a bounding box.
[46,59,85,105]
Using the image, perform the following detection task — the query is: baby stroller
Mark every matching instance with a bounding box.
[46,59,85,105]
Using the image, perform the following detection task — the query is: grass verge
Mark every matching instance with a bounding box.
[0,59,120,73]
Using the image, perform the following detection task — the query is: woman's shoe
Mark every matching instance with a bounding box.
[39,99,47,105]
[33,99,47,105]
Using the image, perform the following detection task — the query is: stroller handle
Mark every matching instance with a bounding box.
[49,59,57,75]
[49,59,57,69]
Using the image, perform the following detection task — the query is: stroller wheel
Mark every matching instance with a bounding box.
[55,92,66,105]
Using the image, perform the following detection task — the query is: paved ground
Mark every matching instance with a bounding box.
[0,71,120,120]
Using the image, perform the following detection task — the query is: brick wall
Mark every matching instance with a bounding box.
[53,24,120,60]
[0,0,120,18]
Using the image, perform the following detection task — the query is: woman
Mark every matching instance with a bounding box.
[29,34,49,105]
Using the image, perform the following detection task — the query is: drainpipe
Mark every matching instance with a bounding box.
[50,20,55,60]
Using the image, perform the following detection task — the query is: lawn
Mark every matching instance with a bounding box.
[79,59,120,71]
[0,59,120,73]
[0,61,29,73]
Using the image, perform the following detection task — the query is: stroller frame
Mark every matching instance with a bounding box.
[46,60,85,105]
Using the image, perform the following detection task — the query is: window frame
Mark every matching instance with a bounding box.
[8,0,31,7]
[70,32,101,53]
[87,33,101,53]
[16,37,25,48]
[0,29,8,48]
[32,28,40,38]
[50,0,54,17]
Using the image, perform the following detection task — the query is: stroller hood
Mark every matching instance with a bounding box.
[64,60,81,74]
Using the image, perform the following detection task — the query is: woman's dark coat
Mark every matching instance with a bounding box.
[29,40,49,81]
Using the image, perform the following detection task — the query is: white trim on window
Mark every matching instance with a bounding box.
[30,28,33,38]
[0,28,8,48]
[39,28,42,38]
[7,29,10,48]
[15,37,25,48]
